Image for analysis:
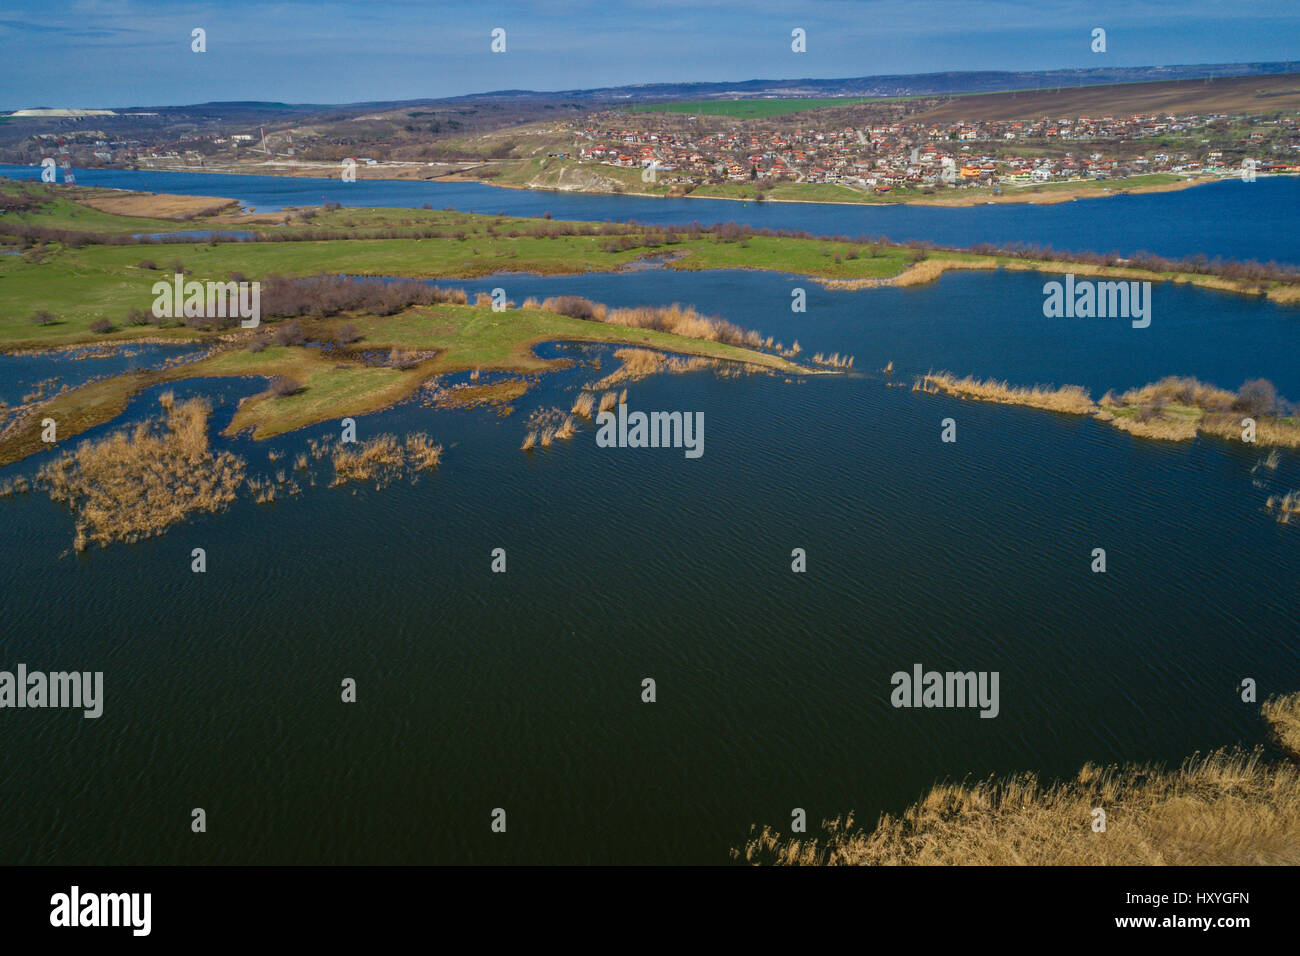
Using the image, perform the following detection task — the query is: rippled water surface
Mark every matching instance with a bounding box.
[2,263,1297,864]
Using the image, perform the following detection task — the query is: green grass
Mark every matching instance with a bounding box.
[0,225,915,347]
[0,299,804,461]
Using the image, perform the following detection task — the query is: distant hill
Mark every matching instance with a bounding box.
[502,61,1300,104]
[10,61,1300,115]
[912,72,1300,123]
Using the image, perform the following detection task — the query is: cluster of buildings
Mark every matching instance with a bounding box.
[568,110,1300,191]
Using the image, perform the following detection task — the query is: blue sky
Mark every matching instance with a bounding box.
[2,0,1297,110]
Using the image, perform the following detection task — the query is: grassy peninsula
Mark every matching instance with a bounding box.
[3,180,1299,472]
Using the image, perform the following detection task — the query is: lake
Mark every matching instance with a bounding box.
[3,163,1297,264]
[2,266,1297,864]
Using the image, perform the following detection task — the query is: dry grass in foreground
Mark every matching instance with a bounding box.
[1263,693,1300,757]
[735,692,1300,866]
[330,433,443,489]
[37,393,246,550]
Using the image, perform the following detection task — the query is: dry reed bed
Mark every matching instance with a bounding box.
[1263,693,1300,757]
[916,372,1096,415]
[1265,489,1300,523]
[817,258,994,290]
[521,405,580,451]
[536,296,767,350]
[735,691,1300,866]
[918,372,1300,446]
[814,253,1300,304]
[37,393,246,550]
[591,348,717,388]
[330,433,443,488]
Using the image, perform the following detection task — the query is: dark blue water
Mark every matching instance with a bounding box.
[1,267,1297,864]
[3,164,1296,263]
[0,343,207,407]
[132,231,259,242]
[442,268,1300,397]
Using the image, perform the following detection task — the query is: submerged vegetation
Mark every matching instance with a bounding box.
[736,692,1300,866]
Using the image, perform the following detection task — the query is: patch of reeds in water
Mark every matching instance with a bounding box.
[811,352,854,369]
[37,395,246,550]
[591,348,716,388]
[1199,412,1300,448]
[571,392,596,418]
[1266,489,1300,523]
[330,432,442,489]
[916,372,1096,415]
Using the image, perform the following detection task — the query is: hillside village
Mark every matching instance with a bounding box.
[566,108,1300,192]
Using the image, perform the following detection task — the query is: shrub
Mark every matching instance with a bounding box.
[334,322,360,344]
[124,308,149,327]
[89,318,114,334]
[28,310,57,326]
[137,259,158,270]
[268,376,303,397]
[273,320,306,347]
[1235,379,1279,417]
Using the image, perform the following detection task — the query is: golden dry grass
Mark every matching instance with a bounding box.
[817,258,996,290]
[1265,489,1300,523]
[738,756,1299,865]
[598,390,619,414]
[37,395,245,550]
[537,297,767,349]
[521,430,537,451]
[591,347,717,388]
[330,432,442,488]
[917,371,1300,448]
[1263,693,1300,757]
[1103,413,1201,441]
[736,692,1300,866]
[73,190,239,219]
[1199,413,1300,448]
[917,372,1096,415]
[570,391,596,418]
[1116,376,1236,410]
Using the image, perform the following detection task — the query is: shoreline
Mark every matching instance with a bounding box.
[32,160,1249,209]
